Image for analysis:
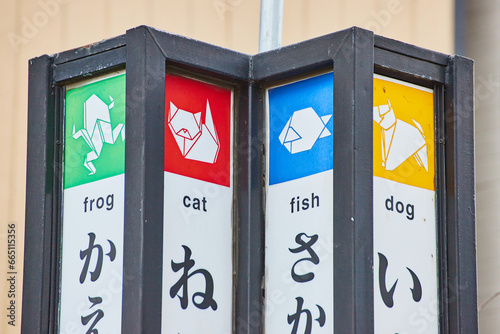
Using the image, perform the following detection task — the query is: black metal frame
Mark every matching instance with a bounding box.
[373,35,477,333]
[22,36,127,333]
[23,26,476,334]
[253,27,375,333]
[122,25,253,333]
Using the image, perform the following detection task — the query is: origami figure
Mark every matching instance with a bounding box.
[278,107,332,154]
[168,100,220,164]
[373,100,428,171]
[72,94,125,175]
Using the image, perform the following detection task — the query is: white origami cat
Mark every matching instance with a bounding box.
[168,100,220,164]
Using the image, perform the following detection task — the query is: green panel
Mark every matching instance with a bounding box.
[64,73,126,189]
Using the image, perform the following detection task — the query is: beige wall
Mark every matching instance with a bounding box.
[0,0,453,332]
[282,0,454,54]
[466,0,500,332]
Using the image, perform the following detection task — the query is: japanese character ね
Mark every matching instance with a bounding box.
[170,245,217,310]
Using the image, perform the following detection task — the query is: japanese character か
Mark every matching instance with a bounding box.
[80,232,116,284]
[288,297,325,334]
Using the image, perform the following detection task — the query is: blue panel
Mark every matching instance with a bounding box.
[269,72,334,185]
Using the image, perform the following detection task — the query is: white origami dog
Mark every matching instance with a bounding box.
[373,100,428,171]
[168,100,220,164]
[72,94,125,175]
[279,107,332,154]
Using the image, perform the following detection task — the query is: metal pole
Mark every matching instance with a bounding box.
[259,0,283,52]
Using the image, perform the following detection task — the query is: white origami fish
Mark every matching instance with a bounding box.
[373,99,428,171]
[72,94,125,175]
[168,100,220,164]
[279,107,332,154]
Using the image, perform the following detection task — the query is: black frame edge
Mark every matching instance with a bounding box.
[333,27,374,334]
[54,34,127,65]
[251,29,349,82]
[445,55,477,333]
[122,26,165,334]
[53,46,127,83]
[22,55,56,334]
[374,34,449,66]
[234,82,265,334]
[146,26,250,81]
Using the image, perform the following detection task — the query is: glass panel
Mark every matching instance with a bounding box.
[373,74,438,333]
[162,73,234,333]
[265,72,334,333]
[59,72,126,334]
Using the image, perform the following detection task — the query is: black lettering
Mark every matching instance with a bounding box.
[385,195,415,221]
[396,201,404,213]
[106,194,114,211]
[96,197,104,209]
[290,193,321,214]
[183,195,191,208]
[183,196,208,212]
[311,193,319,208]
[84,194,115,212]
[302,198,309,210]
[385,196,394,211]
[406,204,414,220]
[193,198,201,210]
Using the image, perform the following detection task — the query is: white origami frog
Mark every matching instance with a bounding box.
[72,94,125,175]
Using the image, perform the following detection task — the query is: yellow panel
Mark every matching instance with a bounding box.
[373,76,435,190]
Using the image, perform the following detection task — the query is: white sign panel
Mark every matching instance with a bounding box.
[59,72,126,334]
[373,74,439,333]
[265,72,334,333]
[162,74,233,333]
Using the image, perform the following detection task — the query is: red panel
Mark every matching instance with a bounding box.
[165,73,231,187]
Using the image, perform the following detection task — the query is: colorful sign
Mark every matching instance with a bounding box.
[164,73,232,187]
[265,72,334,333]
[59,72,126,334]
[162,74,233,333]
[373,75,438,333]
[268,72,334,185]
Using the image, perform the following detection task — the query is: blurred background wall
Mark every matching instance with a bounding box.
[2,0,499,332]
[465,0,500,333]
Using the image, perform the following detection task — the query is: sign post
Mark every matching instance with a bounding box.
[373,75,438,333]
[265,72,334,333]
[59,73,126,333]
[22,26,476,334]
[162,73,234,332]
